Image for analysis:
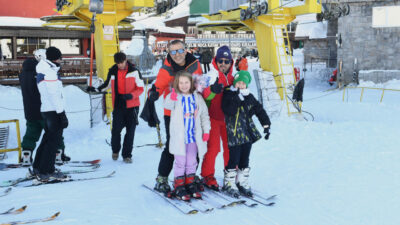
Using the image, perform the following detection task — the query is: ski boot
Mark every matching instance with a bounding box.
[194,175,204,192]
[173,176,191,201]
[48,168,70,181]
[21,150,33,167]
[185,174,202,199]
[154,174,171,195]
[222,169,240,198]
[55,149,71,164]
[236,167,253,197]
[202,175,219,191]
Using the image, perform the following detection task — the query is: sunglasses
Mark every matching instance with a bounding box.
[217,59,231,64]
[170,48,185,55]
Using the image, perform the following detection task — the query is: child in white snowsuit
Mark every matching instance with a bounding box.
[221,70,271,198]
[164,71,211,201]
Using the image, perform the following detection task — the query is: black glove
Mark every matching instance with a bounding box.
[148,86,159,102]
[58,111,69,129]
[264,127,270,140]
[86,86,97,92]
[210,78,223,94]
[122,94,133,100]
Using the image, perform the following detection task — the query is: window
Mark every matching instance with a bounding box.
[50,39,81,54]
[372,6,400,28]
[0,39,12,59]
[16,38,48,57]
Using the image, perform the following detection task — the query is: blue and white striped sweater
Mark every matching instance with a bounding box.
[181,94,196,144]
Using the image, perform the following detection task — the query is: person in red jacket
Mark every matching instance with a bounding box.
[201,45,235,190]
[146,40,203,194]
[88,52,144,163]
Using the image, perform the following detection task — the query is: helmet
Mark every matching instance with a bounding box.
[34,49,46,61]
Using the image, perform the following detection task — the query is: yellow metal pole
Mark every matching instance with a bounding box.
[380,89,385,102]
[15,119,22,163]
[342,87,346,102]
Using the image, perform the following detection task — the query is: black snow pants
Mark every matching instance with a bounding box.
[225,142,252,170]
[157,115,174,177]
[111,106,139,159]
[33,111,63,174]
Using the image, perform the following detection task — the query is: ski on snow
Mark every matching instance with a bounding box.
[0,159,100,170]
[0,187,11,197]
[0,164,101,188]
[0,212,60,225]
[0,206,27,215]
[142,184,198,215]
[22,171,116,187]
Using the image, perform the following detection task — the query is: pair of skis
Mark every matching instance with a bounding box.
[1,205,59,225]
[1,164,101,188]
[0,159,101,171]
[143,183,276,214]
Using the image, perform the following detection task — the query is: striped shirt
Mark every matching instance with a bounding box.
[181,94,196,144]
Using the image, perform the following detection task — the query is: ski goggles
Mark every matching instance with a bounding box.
[217,59,231,64]
[170,48,185,55]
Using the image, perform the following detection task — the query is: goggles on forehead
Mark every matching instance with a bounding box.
[170,48,185,55]
[217,59,231,64]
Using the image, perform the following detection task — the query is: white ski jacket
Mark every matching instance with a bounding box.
[36,59,65,113]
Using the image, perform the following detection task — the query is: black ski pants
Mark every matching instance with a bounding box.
[225,142,252,170]
[33,111,64,174]
[203,63,210,73]
[111,106,139,159]
[157,115,174,177]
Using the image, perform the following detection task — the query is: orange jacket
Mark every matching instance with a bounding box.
[99,62,144,109]
[153,53,203,116]
[238,57,248,71]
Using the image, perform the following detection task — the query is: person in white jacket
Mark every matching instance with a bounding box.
[164,71,211,201]
[32,47,69,182]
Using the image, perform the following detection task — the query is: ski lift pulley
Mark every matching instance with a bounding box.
[89,0,104,14]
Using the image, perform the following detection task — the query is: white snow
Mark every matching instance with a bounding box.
[0,17,44,27]
[124,37,145,56]
[0,50,400,224]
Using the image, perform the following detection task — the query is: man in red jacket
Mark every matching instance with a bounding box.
[147,40,203,194]
[89,52,144,163]
[201,45,235,190]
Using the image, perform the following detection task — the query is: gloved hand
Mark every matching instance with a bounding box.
[148,86,159,102]
[58,111,69,129]
[210,78,223,94]
[202,133,210,142]
[86,86,97,92]
[170,88,178,101]
[239,88,250,96]
[264,127,270,140]
[122,94,133,100]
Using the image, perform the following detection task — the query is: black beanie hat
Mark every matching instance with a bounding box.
[46,47,62,61]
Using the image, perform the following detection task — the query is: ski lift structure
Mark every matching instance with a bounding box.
[44,0,154,122]
[198,0,322,116]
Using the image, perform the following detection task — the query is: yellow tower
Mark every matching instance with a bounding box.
[200,0,321,116]
[43,0,154,121]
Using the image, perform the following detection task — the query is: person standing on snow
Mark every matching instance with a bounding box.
[88,52,144,163]
[33,47,69,182]
[221,70,271,198]
[146,39,203,194]
[164,71,210,201]
[200,45,235,190]
[19,49,70,167]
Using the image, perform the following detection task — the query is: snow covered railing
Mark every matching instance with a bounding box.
[0,119,22,163]
[342,86,400,103]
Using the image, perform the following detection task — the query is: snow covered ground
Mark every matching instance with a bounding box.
[1,57,400,225]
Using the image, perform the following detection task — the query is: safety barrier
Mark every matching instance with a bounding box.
[0,119,22,163]
[342,86,400,103]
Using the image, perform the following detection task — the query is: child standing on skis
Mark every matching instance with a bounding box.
[164,71,211,201]
[221,71,271,198]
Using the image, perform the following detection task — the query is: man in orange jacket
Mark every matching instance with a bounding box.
[147,40,203,193]
[201,45,235,190]
[89,52,144,163]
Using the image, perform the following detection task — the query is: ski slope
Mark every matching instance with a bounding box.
[0,58,399,225]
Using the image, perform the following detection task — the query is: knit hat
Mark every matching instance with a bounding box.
[46,47,62,61]
[215,45,232,61]
[233,70,252,87]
